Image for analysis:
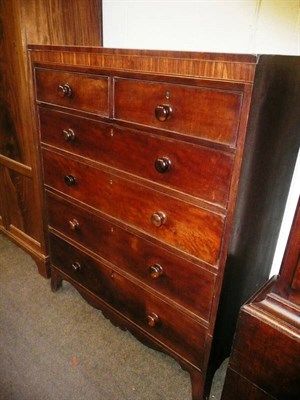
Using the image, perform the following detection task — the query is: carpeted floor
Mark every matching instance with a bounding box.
[0,233,227,400]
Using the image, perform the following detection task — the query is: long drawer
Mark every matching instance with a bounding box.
[114,77,242,146]
[47,192,215,321]
[42,149,225,265]
[39,107,234,208]
[35,68,109,116]
[50,233,207,369]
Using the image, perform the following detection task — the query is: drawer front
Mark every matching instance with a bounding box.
[43,149,225,265]
[222,369,275,400]
[40,107,233,207]
[47,192,215,321]
[114,78,242,146]
[50,233,207,369]
[35,68,109,116]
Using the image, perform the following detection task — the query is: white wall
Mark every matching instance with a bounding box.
[103,0,300,55]
[269,150,300,277]
[102,0,300,276]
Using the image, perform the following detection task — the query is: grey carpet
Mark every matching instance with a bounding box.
[0,233,227,400]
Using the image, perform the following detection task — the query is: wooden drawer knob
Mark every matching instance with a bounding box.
[149,264,164,279]
[155,157,171,173]
[62,128,75,142]
[64,174,76,186]
[68,218,79,231]
[151,211,166,227]
[57,83,72,98]
[155,104,172,122]
[71,261,82,272]
[147,312,160,327]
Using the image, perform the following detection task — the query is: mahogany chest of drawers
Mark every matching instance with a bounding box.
[29,47,300,400]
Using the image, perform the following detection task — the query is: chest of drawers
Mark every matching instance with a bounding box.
[29,47,300,400]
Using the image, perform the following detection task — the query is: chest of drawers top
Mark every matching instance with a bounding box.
[31,47,256,143]
[30,49,257,134]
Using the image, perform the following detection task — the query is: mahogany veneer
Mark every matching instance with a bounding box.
[29,47,299,399]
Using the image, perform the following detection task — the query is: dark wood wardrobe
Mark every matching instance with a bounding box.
[222,197,300,399]
[0,0,102,276]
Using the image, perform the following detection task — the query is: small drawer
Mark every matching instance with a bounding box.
[47,192,216,321]
[50,233,207,369]
[43,149,225,266]
[35,68,109,116]
[114,78,242,146]
[39,107,234,207]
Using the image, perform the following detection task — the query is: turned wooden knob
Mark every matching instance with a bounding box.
[64,174,76,186]
[155,104,172,122]
[147,312,160,327]
[149,264,164,279]
[151,211,166,227]
[68,218,79,231]
[62,128,75,142]
[71,261,82,272]
[155,157,171,173]
[57,83,72,98]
